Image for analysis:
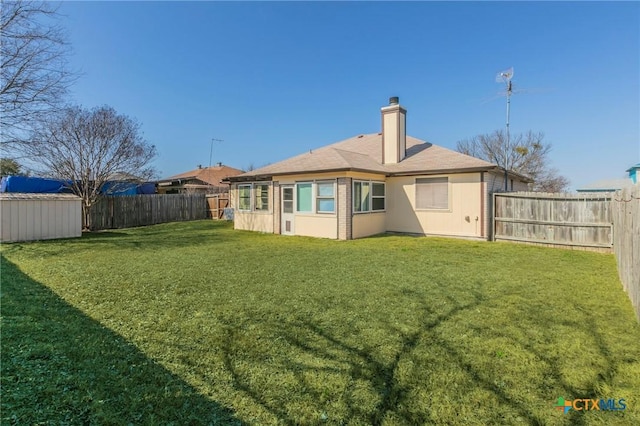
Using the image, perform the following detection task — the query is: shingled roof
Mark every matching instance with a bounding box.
[231,133,506,180]
[159,165,243,186]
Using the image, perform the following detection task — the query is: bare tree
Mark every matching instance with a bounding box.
[1,1,76,145]
[456,130,569,192]
[26,105,157,229]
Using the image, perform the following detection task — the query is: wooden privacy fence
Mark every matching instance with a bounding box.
[89,194,207,231]
[206,194,229,219]
[493,192,613,251]
[611,186,639,321]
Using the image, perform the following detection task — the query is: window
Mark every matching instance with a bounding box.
[238,185,251,211]
[353,181,370,212]
[372,182,385,211]
[237,183,270,212]
[416,177,448,209]
[282,187,294,214]
[254,184,269,211]
[316,181,335,213]
[296,182,312,212]
[354,181,385,212]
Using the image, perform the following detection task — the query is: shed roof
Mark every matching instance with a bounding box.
[0,193,81,201]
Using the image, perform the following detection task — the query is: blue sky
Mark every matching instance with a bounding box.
[60,1,639,190]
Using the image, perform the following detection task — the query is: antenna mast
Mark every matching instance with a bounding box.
[209,138,224,168]
[496,67,514,190]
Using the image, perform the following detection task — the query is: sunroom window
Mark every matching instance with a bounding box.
[254,184,269,211]
[238,185,251,211]
[316,181,335,213]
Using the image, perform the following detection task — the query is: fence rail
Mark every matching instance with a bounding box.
[89,194,207,231]
[611,186,639,321]
[205,194,230,219]
[493,192,613,251]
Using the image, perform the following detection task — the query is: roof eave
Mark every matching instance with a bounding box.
[226,167,388,182]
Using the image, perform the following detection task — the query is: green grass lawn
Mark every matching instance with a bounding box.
[2,220,639,425]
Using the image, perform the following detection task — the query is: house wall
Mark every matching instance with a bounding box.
[386,172,484,238]
[293,214,338,239]
[231,171,385,239]
[353,212,386,239]
[230,182,274,233]
[234,211,274,233]
[277,171,384,240]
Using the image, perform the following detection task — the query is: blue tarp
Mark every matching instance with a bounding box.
[100,181,139,195]
[1,176,157,195]
[0,176,72,193]
[136,182,157,194]
[99,181,157,195]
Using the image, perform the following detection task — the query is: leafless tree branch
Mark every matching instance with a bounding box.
[1,1,77,146]
[25,105,158,229]
[456,129,569,192]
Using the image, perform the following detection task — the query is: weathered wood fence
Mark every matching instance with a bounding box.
[205,194,229,219]
[611,186,639,321]
[89,194,207,231]
[493,192,613,251]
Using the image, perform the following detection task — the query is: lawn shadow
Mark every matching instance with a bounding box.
[217,281,599,425]
[1,255,244,425]
[217,285,551,425]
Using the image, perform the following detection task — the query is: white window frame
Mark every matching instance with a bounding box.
[295,182,313,213]
[294,180,337,215]
[415,177,449,210]
[254,183,270,211]
[353,180,385,213]
[237,183,271,212]
[315,180,336,214]
[238,184,252,211]
[371,182,386,212]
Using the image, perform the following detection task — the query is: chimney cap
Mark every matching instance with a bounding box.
[389,96,399,105]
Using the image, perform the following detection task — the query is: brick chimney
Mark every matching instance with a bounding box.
[381,96,406,164]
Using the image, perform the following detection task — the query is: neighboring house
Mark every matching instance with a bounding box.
[157,163,243,194]
[227,97,530,240]
[576,163,639,193]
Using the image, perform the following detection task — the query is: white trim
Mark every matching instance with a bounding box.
[294,179,338,216]
[353,180,386,214]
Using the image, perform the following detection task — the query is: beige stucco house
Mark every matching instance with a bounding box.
[227,97,530,240]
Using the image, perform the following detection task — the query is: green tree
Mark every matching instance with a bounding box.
[0,157,23,177]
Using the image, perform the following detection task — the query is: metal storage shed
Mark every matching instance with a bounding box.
[0,193,82,243]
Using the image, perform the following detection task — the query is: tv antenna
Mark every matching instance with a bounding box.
[496,67,514,189]
[209,138,224,169]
